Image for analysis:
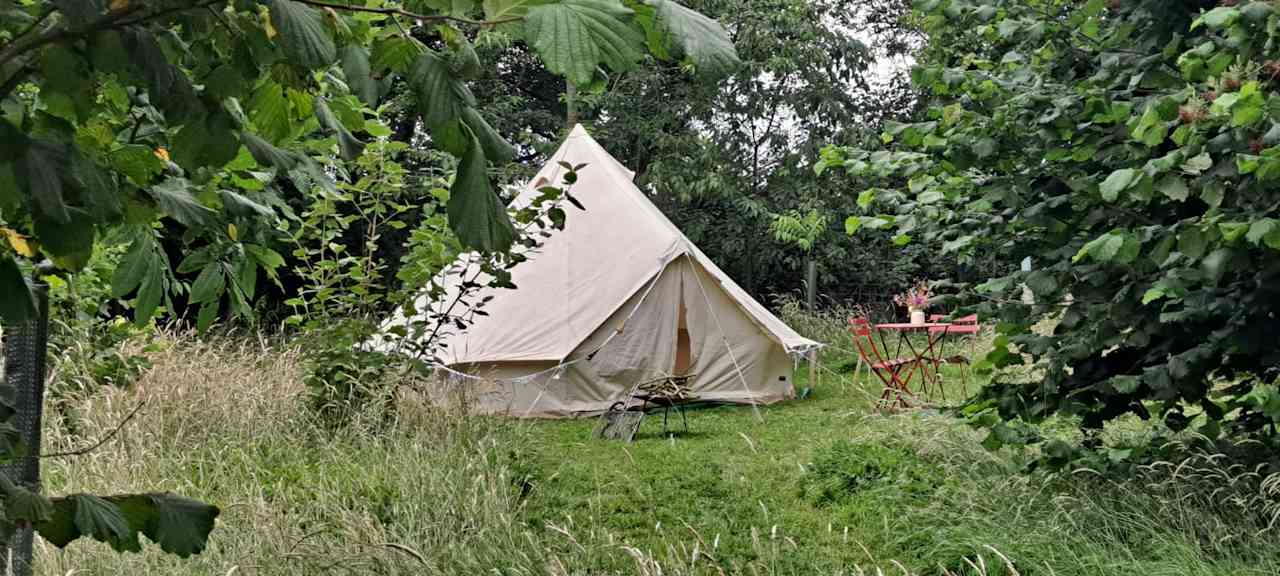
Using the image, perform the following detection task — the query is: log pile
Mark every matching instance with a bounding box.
[637,374,697,403]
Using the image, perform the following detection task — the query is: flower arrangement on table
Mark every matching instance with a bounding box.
[893,280,932,324]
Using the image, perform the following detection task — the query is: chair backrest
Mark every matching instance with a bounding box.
[928,313,980,334]
[848,317,888,365]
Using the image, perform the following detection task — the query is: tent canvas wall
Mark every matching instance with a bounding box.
[384,125,819,417]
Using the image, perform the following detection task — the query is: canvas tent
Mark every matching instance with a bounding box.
[383,125,820,417]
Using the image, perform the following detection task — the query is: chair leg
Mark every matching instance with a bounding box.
[878,384,894,412]
[681,406,688,432]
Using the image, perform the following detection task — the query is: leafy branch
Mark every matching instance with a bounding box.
[0,0,224,88]
[292,0,522,27]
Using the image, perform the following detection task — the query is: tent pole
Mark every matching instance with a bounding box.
[809,348,818,393]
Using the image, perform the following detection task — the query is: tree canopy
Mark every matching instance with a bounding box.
[819,0,1280,460]
[0,0,737,558]
[577,0,936,301]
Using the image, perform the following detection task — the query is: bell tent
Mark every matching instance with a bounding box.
[386,125,820,417]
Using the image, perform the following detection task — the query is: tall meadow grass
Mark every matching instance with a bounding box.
[28,330,1280,575]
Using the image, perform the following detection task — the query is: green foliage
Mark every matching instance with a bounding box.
[285,136,426,426]
[301,323,393,429]
[0,474,218,558]
[286,138,418,326]
[769,209,828,252]
[46,241,155,397]
[0,0,738,328]
[33,336,1280,574]
[588,0,937,301]
[817,0,1280,458]
[39,492,219,557]
[0,0,738,562]
[525,0,646,86]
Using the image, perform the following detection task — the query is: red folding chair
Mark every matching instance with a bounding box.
[928,314,980,396]
[849,317,917,411]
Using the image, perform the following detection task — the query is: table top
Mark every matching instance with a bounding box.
[875,322,952,330]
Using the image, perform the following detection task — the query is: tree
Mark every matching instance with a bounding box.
[0,0,737,559]
[819,0,1280,460]
[579,0,929,301]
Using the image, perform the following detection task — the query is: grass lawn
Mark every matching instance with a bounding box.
[31,337,1280,575]
[518,365,1280,575]
[521,382,949,573]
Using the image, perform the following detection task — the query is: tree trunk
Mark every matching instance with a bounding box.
[565,80,579,128]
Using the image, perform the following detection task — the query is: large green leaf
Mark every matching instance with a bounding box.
[441,27,483,79]
[149,178,217,228]
[1075,230,1139,264]
[40,45,95,121]
[0,475,53,526]
[449,132,515,251]
[188,262,226,304]
[371,36,425,75]
[137,493,220,557]
[525,0,645,86]
[110,233,156,298]
[1192,6,1240,30]
[1202,248,1233,284]
[220,190,276,219]
[341,45,379,106]
[172,111,240,172]
[240,133,301,171]
[71,153,122,222]
[1247,218,1280,249]
[313,97,365,161]
[37,493,219,558]
[409,51,476,131]
[72,495,136,551]
[34,207,95,271]
[461,107,515,163]
[1156,175,1189,201]
[248,81,292,145]
[0,251,36,324]
[133,268,164,326]
[484,0,546,19]
[270,0,338,70]
[108,145,166,186]
[18,140,70,223]
[643,0,739,75]
[1100,168,1139,202]
[120,29,203,123]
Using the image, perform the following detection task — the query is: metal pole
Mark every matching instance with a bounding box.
[1,280,48,576]
[805,255,817,311]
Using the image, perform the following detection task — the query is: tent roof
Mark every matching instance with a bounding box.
[406,125,818,365]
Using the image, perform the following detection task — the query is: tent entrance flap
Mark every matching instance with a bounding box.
[674,277,692,376]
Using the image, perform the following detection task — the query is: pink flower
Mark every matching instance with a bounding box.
[894,280,932,310]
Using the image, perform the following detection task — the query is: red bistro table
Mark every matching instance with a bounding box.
[874,322,952,402]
